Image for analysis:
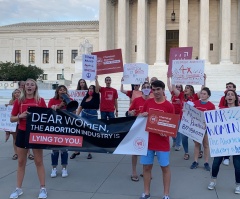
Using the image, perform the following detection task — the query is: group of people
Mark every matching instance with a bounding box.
[6,75,240,199]
[8,76,118,199]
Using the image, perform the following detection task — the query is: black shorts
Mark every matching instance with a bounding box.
[15,129,29,149]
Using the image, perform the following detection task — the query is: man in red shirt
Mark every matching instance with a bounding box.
[139,80,174,199]
[96,76,118,119]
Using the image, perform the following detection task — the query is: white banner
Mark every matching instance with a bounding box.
[122,63,148,84]
[0,105,17,132]
[179,103,205,143]
[205,107,240,157]
[68,90,87,105]
[113,116,148,155]
[172,59,205,85]
[82,54,97,81]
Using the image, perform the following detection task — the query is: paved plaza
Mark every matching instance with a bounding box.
[0,131,239,199]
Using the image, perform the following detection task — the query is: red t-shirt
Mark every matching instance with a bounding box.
[99,87,118,112]
[11,98,47,131]
[141,98,175,151]
[48,97,74,110]
[171,91,183,114]
[129,96,147,116]
[194,100,216,111]
[218,96,225,108]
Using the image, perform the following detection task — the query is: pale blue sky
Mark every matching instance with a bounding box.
[0,0,99,26]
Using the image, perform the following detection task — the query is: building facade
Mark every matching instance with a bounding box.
[0,21,99,81]
[99,0,240,65]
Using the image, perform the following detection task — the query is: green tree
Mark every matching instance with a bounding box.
[0,62,44,81]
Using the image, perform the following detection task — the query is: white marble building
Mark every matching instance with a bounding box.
[0,0,240,91]
[0,21,99,81]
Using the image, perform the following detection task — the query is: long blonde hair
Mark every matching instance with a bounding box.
[19,79,41,103]
[9,89,21,104]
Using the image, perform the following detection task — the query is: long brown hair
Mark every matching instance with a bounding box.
[224,90,239,107]
[76,79,88,90]
[54,85,69,99]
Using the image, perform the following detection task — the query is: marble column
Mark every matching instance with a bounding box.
[136,0,147,63]
[154,0,166,66]
[99,0,114,51]
[220,0,232,64]
[199,0,210,64]
[118,0,129,63]
[179,0,188,47]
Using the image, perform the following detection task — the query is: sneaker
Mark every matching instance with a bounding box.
[208,181,216,190]
[204,163,211,171]
[62,168,68,178]
[139,193,150,199]
[10,188,23,199]
[174,146,181,151]
[38,187,47,199]
[235,185,240,194]
[190,161,199,169]
[163,195,170,199]
[50,168,57,178]
[87,153,92,159]
[223,159,230,166]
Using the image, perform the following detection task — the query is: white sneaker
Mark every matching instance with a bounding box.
[208,181,216,190]
[38,187,47,199]
[62,168,68,178]
[50,168,57,178]
[223,159,230,166]
[10,188,23,199]
[235,185,240,194]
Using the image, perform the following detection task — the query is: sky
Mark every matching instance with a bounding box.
[0,0,99,26]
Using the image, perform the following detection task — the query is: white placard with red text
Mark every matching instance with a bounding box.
[0,105,17,132]
[122,63,148,84]
[172,59,205,85]
[68,90,87,105]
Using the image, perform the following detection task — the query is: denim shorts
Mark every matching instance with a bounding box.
[140,150,170,167]
[81,109,98,120]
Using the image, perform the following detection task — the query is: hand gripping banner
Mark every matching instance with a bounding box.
[26,107,148,155]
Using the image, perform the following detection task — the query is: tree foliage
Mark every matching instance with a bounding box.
[0,62,44,81]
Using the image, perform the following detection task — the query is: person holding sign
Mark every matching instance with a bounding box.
[120,77,141,105]
[218,82,236,166]
[48,85,72,178]
[139,80,174,199]
[97,76,118,119]
[5,88,21,160]
[208,90,240,194]
[128,82,151,182]
[76,78,100,160]
[169,74,206,160]
[167,77,183,151]
[190,87,215,171]
[9,79,48,199]
[70,78,88,159]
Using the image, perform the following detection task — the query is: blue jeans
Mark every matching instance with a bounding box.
[81,109,98,120]
[101,111,115,119]
[181,133,188,153]
[51,150,68,166]
[211,155,240,184]
[172,122,182,147]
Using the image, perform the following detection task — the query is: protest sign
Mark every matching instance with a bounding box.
[179,103,205,143]
[122,63,148,84]
[68,90,87,105]
[205,107,240,157]
[0,105,17,132]
[82,54,97,81]
[172,59,205,85]
[91,49,123,75]
[146,110,179,137]
[26,107,148,155]
[168,47,192,76]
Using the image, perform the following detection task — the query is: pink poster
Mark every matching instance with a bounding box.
[168,47,193,76]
